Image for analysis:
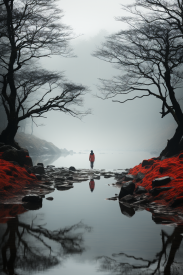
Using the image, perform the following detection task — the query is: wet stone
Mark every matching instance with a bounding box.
[46,197,54,200]
[124,174,135,181]
[152,176,171,188]
[22,194,42,203]
[136,172,145,182]
[119,181,135,199]
[149,186,174,196]
[135,186,147,194]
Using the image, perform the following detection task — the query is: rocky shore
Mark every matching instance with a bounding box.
[0,141,183,224]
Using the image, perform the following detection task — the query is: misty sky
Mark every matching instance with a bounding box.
[30,0,178,153]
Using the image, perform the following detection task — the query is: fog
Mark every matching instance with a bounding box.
[1,0,179,153]
[32,30,177,153]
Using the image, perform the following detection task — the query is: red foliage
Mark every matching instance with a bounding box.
[0,204,27,224]
[130,153,183,207]
[0,154,37,198]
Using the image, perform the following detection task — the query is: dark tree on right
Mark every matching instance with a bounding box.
[93,0,183,157]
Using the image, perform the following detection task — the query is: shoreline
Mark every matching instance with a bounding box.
[1,150,183,224]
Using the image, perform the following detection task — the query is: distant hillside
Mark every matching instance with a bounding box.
[15,132,74,156]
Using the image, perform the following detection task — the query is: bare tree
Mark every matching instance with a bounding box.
[93,0,183,157]
[96,225,183,275]
[0,0,90,147]
[0,214,92,274]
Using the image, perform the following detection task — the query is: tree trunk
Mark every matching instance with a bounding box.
[160,123,183,157]
[0,119,20,148]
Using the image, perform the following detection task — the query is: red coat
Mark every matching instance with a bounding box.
[89,153,95,162]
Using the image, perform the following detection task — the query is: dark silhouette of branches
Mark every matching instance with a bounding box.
[0,215,92,274]
[96,226,183,275]
[93,1,183,157]
[0,0,90,146]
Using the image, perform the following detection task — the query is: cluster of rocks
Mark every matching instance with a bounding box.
[21,166,105,209]
[106,170,183,224]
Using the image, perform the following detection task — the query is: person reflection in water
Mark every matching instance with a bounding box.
[89,150,95,169]
[89,178,95,192]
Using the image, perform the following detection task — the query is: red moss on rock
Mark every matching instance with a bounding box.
[0,153,37,199]
[130,153,183,208]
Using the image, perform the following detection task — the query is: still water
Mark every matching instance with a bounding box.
[1,152,183,275]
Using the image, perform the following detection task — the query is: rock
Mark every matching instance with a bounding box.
[115,172,126,180]
[119,181,135,199]
[119,202,135,217]
[0,145,15,152]
[0,142,5,147]
[37,163,44,167]
[142,159,154,167]
[47,165,55,168]
[46,197,53,200]
[120,194,136,203]
[22,194,42,203]
[136,172,145,182]
[30,165,45,175]
[2,148,32,166]
[124,174,135,181]
[152,176,171,188]
[104,174,114,178]
[170,197,183,207]
[67,176,73,180]
[35,174,42,180]
[135,186,147,194]
[149,187,174,196]
[69,166,76,171]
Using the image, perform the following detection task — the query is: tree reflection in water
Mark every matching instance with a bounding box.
[97,207,183,275]
[0,213,92,275]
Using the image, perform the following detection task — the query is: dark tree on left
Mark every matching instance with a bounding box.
[0,0,90,147]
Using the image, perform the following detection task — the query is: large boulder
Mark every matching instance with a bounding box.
[152,176,171,188]
[119,181,135,199]
[2,148,32,166]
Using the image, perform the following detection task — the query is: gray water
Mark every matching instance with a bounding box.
[1,152,183,275]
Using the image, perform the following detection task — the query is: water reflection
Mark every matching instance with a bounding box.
[0,205,92,275]
[97,208,183,275]
[89,178,95,192]
[119,202,135,218]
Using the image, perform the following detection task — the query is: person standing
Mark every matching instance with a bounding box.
[89,150,95,169]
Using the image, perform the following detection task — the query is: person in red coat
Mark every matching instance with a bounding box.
[89,150,95,169]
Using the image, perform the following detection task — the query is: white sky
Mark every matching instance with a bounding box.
[58,0,133,39]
